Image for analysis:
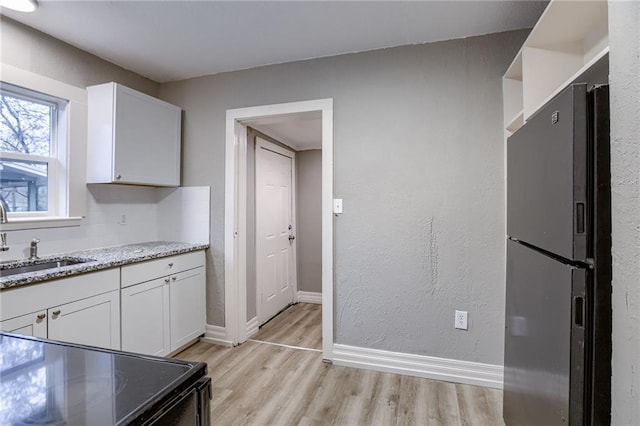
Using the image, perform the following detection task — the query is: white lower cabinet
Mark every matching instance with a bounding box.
[0,310,47,338]
[1,250,205,355]
[121,251,206,356]
[0,269,120,350]
[121,277,171,356]
[48,290,120,350]
[170,267,206,352]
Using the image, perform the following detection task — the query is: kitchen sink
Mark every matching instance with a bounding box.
[0,257,94,277]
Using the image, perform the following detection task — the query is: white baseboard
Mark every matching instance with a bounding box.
[246,316,259,338]
[297,291,322,304]
[202,324,233,347]
[333,344,503,389]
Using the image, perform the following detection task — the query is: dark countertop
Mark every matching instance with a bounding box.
[0,331,208,425]
[0,241,209,290]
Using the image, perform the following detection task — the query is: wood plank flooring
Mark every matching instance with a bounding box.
[175,303,504,425]
[251,303,322,350]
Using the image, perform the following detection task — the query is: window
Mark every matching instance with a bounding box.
[0,83,66,218]
[0,64,86,230]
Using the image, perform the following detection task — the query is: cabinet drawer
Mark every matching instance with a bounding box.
[0,269,119,322]
[121,251,205,288]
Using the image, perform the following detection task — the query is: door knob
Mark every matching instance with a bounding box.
[289,235,295,242]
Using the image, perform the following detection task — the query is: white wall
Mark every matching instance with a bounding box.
[608,1,640,423]
[160,30,528,365]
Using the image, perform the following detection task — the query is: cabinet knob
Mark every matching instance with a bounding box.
[164,278,170,283]
[115,174,122,180]
[172,276,177,281]
[168,263,174,268]
[36,313,46,321]
[52,310,61,317]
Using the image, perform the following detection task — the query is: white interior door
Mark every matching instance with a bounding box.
[256,137,296,325]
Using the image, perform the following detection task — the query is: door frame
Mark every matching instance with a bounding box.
[254,137,297,325]
[224,98,334,361]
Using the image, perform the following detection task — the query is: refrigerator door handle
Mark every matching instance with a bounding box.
[576,202,585,234]
[574,296,585,327]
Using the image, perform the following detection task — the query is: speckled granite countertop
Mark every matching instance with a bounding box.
[0,241,209,290]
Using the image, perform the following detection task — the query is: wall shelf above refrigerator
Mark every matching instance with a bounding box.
[503,0,608,135]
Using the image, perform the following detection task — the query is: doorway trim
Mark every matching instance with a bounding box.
[224,98,334,361]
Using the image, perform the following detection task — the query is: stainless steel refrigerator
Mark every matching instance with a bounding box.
[504,81,611,425]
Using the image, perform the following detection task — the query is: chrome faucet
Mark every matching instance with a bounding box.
[0,233,8,252]
[0,198,8,224]
[29,238,40,260]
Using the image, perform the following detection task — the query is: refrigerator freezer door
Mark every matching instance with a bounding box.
[504,240,586,426]
[507,84,588,262]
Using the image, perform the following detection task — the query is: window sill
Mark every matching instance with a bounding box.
[0,217,83,231]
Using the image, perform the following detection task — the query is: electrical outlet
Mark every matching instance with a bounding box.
[118,214,128,226]
[455,310,468,330]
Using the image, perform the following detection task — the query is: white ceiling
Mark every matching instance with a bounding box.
[243,112,322,151]
[1,1,547,83]
[1,1,547,150]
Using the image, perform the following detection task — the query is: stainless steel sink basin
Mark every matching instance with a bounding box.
[0,257,94,277]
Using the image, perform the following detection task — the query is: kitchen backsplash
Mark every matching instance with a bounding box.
[0,184,159,262]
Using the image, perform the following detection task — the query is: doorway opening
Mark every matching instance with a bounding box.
[224,99,333,361]
[248,126,321,351]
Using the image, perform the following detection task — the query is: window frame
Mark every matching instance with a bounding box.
[0,64,87,231]
[0,82,65,219]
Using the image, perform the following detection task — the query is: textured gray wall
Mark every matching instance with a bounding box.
[0,17,158,95]
[608,1,640,422]
[160,29,527,364]
[296,150,322,294]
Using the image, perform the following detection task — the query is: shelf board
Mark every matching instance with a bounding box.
[506,110,524,133]
[524,46,609,121]
[525,0,607,49]
[504,52,523,80]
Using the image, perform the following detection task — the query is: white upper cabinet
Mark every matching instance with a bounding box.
[503,0,608,134]
[87,82,181,186]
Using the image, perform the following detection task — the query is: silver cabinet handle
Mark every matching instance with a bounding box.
[115,174,122,180]
[52,310,61,316]
[164,278,170,283]
[172,276,177,281]
[36,313,46,320]
[168,263,174,268]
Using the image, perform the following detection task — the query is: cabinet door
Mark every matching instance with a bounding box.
[121,277,171,356]
[113,84,181,186]
[0,311,47,338]
[170,267,206,352]
[48,290,120,350]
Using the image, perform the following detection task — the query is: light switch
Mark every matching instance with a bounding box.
[333,199,343,214]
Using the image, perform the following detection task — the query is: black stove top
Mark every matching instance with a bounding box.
[0,333,207,425]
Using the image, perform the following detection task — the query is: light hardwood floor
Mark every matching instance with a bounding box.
[251,303,322,350]
[175,303,504,425]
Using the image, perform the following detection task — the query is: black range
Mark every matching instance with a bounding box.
[0,332,211,425]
